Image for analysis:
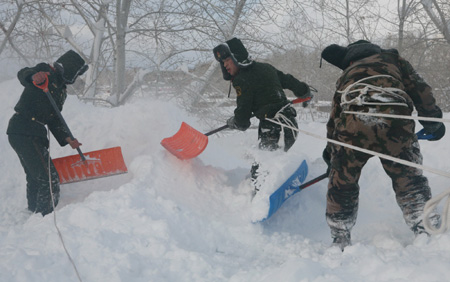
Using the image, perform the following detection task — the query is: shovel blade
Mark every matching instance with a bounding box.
[160,122,208,160]
[53,146,128,184]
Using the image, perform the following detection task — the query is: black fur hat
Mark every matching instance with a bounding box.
[55,50,88,84]
[213,37,253,80]
[321,44,348,70]
[226,37,249,64]
[321,40,381,70]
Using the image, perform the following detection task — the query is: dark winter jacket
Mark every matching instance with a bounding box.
[232,61,310,129]
[7,63,70,146]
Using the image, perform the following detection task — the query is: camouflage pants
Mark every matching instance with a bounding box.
[258,106,298,152]
[327,110,433,236]
[8,134,60,216]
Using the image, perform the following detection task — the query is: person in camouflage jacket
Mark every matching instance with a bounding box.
[213,37,312,152]
[7,50,88,216]
[321,40,445,250]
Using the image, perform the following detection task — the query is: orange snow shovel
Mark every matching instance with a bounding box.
[161,122,228,160]
[161,97,312,160]
[34,77,128,184]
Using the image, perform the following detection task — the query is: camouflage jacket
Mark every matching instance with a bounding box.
[326,50,443,141]
[7,63,70,146]
[232,61,310,129]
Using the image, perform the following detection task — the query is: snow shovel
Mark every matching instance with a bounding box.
[160,97,312,160]
[161,122,229,160]
[34,77,128,184]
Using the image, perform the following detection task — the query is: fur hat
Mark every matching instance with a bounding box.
[321,40,381,70]
[55,50,88,84]
[213,37,253,80]
[225,37,249,64]
[321,44,348,70]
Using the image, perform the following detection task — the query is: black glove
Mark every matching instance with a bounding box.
[302,95,313,108]
[322,147,331,175]
[428,123,445,141]
[302,87,313,108]
[417,123,446,141]
[227,116,239,130]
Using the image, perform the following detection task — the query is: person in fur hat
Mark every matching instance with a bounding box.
[321,40,445,250]
[7,50,88,216]
[213,37,313,189]
[213,37,312,151]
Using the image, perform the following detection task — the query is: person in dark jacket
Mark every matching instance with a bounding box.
[213,38,312,189]
[213,38,312,152]
[7,50,88,216]
[321,40,444,250]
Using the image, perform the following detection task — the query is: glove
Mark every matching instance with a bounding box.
[417,123,445,141]
[302,96,313,108]
[302,88,314,108]
[32,71,50,85]
[322,147,331,175]
[227,116,239,130]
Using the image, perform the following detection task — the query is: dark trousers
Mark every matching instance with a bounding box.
[8,134,60,215]
[258,108,298,152]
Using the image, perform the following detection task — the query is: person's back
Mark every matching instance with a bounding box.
[321,40,445,250]
[337,51,411,106]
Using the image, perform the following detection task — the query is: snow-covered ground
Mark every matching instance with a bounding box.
[1,78,450,282]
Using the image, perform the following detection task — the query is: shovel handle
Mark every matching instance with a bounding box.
[298,172,328,190]
[205,124,229,136]
[204,97,311,137]
[33,76,86,162]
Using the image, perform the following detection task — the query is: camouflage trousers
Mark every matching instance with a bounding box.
[326,109,434,236]
[8,134,60,216]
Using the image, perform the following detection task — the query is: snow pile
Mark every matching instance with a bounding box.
[1,78,450,282]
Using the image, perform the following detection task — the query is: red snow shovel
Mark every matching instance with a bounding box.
[161,122,228,160]
[161,97,311,160]
[34,77,128,184]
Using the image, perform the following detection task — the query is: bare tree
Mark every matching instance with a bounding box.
[396,0,422,52]
[0,1,24,57]
[302,0,382,44]
[420,0,450,44]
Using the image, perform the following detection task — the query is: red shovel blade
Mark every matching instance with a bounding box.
[53,146,128,184]
[160,122,208,160]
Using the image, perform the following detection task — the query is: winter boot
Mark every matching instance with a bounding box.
[331,228,351,251]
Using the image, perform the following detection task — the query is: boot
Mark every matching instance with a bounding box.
[331,228,351,251]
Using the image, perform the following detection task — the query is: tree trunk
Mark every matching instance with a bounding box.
[421,0,450,45]
[196,0,247,98]
[84,15,106,98]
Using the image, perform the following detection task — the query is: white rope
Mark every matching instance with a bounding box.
[47,129,83,282]
[423,190,450,234]
[272,104,298,140]
[267,114,450,234]
[338,75,409,108]
[344,111,450,123]
[266,117,450,178]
